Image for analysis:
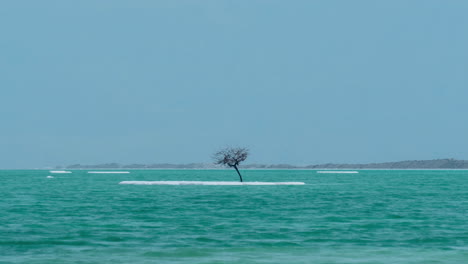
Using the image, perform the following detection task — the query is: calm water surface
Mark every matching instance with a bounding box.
[1,170,467,263]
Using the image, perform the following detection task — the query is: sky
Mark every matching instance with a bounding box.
[1,1,468,168]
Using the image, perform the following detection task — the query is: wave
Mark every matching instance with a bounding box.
[119,181,305,185]
[317,171,359,174]
[88,171,130,174]
[49,170,72,174]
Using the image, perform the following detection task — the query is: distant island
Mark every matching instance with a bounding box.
[58,158,468,169]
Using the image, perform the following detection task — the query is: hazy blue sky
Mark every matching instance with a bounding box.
[1,1,468,168]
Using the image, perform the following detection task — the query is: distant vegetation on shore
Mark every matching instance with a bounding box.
[59,159,468,169]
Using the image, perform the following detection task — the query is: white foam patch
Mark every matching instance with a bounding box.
[317,171,359,174]
[88,171,130,174]
[50,170,71,174]
[119,181,305,186]
[46,176,54,178]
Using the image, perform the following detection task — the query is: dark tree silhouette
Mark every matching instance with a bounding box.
[213,147,249,182]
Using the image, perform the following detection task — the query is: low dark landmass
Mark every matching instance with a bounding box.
[59,159,468,169]
[304,158,468,169]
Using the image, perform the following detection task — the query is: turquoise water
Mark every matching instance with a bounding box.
[1,170,467,263]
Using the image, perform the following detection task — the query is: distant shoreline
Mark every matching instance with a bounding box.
[39,158,468,170]
[54,168,468,170]
[5,168,468,171]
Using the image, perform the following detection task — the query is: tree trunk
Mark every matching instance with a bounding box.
[233,165,243,182]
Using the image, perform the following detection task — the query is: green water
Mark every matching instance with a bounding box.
[1,170,467,263]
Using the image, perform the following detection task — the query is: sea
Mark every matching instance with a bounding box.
[1,169,467,264]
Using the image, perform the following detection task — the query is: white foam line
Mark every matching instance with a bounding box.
[317,171,359,174]
[88,171,130,174]
[119,181,305,186]
[50,170,72,174]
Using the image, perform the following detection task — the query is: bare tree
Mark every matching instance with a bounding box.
[213,147,249,182]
